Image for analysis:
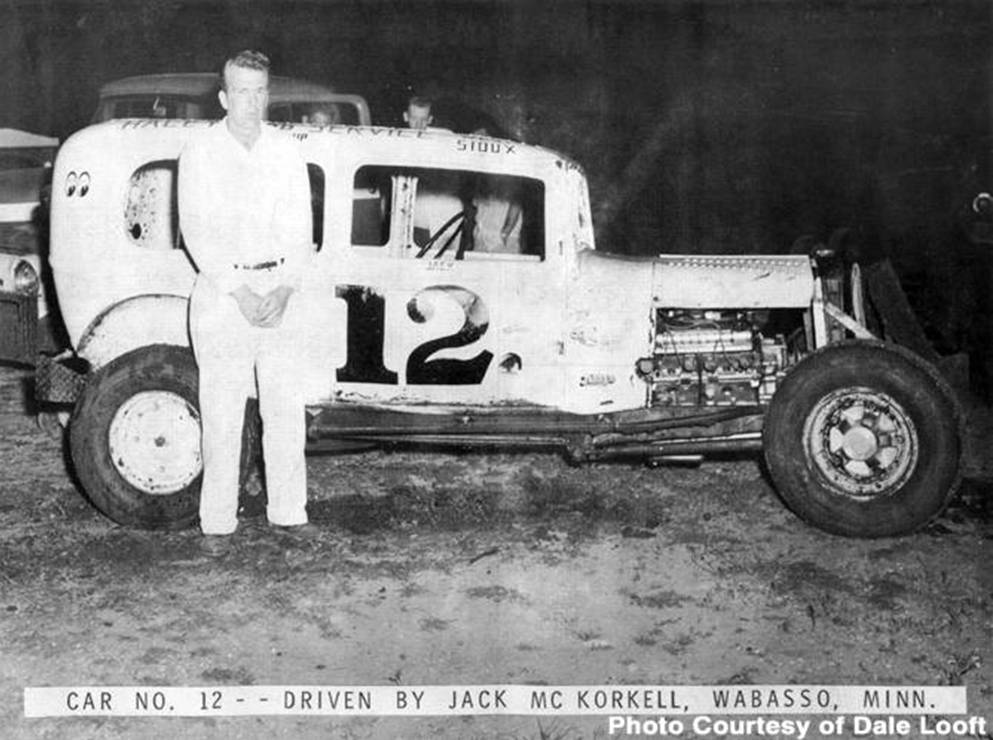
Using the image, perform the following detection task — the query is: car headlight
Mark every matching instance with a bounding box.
[13,260,39,295]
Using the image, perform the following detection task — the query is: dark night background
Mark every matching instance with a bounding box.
[4,0,993,384]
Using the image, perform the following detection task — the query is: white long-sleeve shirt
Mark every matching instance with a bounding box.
[178,120,313,294]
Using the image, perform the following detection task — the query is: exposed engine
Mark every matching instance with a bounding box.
[637,310,787,407]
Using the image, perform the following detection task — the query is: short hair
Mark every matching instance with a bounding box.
[220,50,271,90]
[306,102,340,124]
[407,94,433,110]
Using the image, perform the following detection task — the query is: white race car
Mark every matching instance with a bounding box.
[37,118,962,537]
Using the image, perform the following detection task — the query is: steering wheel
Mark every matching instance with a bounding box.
[415,210,468,259]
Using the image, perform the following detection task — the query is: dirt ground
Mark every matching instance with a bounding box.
[0,364,991,740]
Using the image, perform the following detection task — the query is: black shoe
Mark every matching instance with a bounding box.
[199,535,233,557]
[271,522,321,541]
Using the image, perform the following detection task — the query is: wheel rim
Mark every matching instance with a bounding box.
[803,387,918,499]
[108,391,202,495]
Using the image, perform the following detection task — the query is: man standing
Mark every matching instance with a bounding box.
[179,50,317,556]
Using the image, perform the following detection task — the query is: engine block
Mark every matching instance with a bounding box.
[638,310,786,407]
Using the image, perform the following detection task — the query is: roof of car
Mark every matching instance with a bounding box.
[64,119,575,175]
[0,128,59,149]
[98,73,337,102]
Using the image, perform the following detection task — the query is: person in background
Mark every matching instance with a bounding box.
[401,94,460,249]
[178,50,319,557]
[302,102,339,126]
[472,174,523,254]
[403,94,435,130]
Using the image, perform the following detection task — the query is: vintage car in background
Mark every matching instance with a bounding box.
[92,73,372,126]
[37,118,962,538]
[0,128,62,366]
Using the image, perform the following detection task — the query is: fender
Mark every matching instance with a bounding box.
[77,293,189,370]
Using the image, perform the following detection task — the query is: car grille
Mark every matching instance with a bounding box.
[0,291,37,365]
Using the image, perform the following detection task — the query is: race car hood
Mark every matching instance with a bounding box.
[651,253,816,309]
[574,248,816,311]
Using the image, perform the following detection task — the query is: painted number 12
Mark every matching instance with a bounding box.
[334,284,493,385]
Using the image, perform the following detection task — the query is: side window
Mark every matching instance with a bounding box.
[126,161,324,251]
[0,149,53,170]
[271,102,347,125]
[110,96,187,119]
[467,173,545,260]
[413,169,465,255]
[307,163,325,250]
[351,166,391,246]
[267,103,293,122]
[333,104,360,126]
[125,160,181,250]
[350,165,545,260]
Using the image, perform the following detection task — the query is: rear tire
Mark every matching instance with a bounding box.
[763,341,961,537]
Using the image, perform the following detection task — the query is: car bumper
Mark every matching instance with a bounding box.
[35,351,89,404]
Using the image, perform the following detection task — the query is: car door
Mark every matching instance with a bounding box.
[320,160,565,409]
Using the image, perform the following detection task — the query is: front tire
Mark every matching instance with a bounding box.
[70,344,203,529]
[763,341,961,537]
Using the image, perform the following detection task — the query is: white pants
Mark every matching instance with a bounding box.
[189,275,308,535]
